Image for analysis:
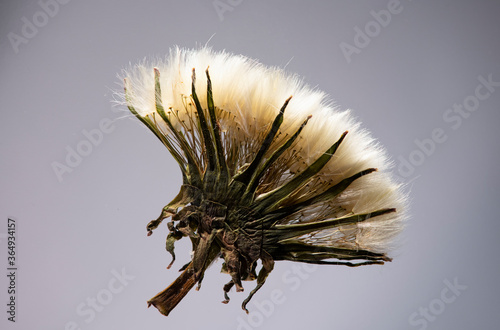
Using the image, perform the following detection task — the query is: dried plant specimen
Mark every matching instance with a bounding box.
[119,47,407,316]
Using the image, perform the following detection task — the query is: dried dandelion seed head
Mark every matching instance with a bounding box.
[119,47,407,316]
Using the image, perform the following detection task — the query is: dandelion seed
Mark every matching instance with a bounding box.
[118,47,407,316]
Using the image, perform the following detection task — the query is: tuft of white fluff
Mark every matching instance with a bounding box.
[119,47,407,254]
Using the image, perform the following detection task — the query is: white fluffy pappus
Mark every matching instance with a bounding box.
[120,46,406,253]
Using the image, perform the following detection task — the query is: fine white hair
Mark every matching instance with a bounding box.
[119,47,408,254]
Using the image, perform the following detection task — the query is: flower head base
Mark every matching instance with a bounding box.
[120,47,407,316]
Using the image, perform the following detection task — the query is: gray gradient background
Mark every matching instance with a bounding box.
[1,1,499,329]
